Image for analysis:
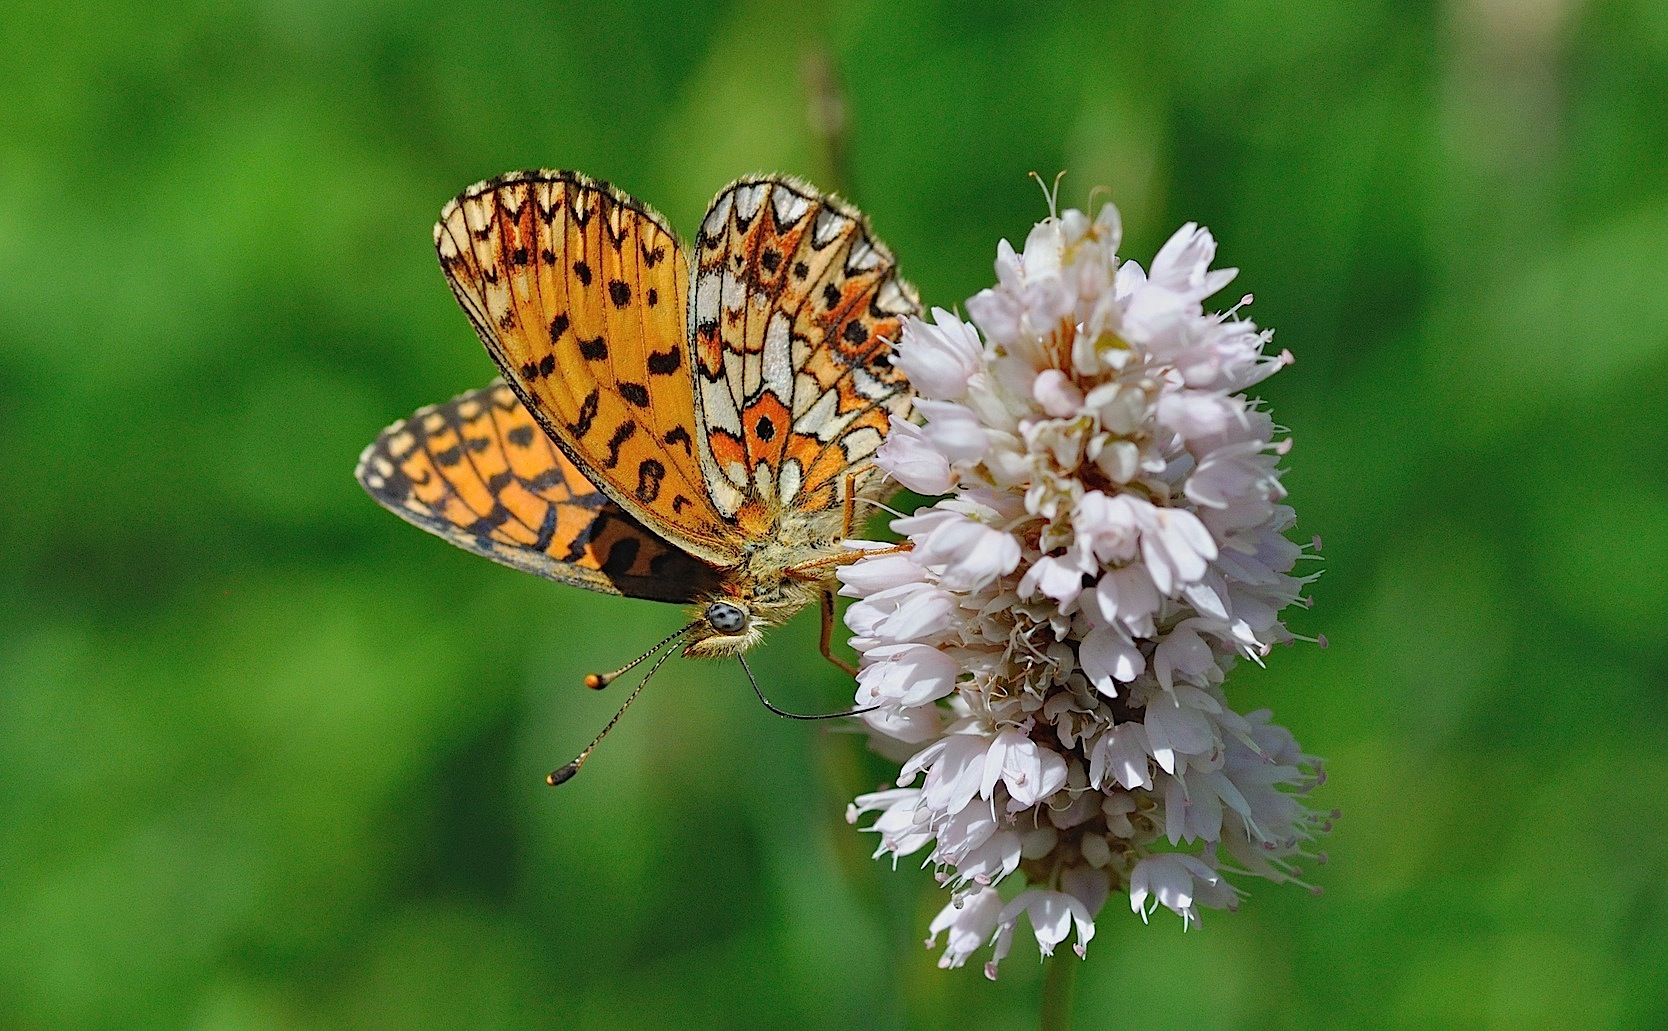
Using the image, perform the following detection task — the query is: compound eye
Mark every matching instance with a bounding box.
[705,602,747,635]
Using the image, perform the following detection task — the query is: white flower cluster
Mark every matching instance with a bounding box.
[842,202,1330,977]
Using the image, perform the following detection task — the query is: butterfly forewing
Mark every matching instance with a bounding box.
[356,383,722,603]
[434,170,744,568]
[689,178,919,535]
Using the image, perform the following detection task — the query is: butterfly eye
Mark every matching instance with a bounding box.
[705,602,748,635]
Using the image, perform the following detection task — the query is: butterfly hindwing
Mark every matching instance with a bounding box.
[434,170,744,568]
[356,383,722,603]
[689,177,919,536]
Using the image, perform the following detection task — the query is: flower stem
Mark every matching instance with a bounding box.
[1039,953,1078,1031]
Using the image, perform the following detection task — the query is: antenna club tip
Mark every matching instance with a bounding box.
[584,672,608,690]
[547,763,580,786]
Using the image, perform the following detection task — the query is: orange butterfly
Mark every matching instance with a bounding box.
[356,171,918,742]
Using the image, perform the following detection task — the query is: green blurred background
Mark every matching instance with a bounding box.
[5,0,1667,1028]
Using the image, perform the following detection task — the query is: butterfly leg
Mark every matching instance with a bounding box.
[788,471,912,582]
[787,539,914,580]
[840,470,867,540]
[819,589,857,677]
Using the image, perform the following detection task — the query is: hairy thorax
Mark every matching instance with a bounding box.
[681,508,848,658]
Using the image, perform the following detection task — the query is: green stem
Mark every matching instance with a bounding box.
[1039,952,1078,1031]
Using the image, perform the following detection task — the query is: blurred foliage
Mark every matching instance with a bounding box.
[3,0,1666,1028]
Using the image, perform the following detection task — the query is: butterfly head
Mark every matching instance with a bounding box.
[705,601,748,635]
[682,597,765,658]
[682,572,824,659]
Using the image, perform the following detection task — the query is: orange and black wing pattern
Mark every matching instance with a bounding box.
[688,177,919,535]
[433,170,744,568]
[355,383,722,603]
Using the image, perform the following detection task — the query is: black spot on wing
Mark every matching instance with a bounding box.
[600,536,641,577]
[569,196,593,228]
[570,389,599,439]
[647,346,681,375]
[521,352,557,380]
[619,382,650,407]
[465,503,512,536]
[573,260,592,286]
[528,466,567,492]
[533,503,560,551]
[603,421,636,469]
[636,459,665,503]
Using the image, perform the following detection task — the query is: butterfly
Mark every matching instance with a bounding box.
[356,170,919,698]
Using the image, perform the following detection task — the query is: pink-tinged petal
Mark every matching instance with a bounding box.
[857,643,959,708]
[897,309,985,401]
[1152,621,1218,692]
[876,420,956,494]
[1017,553,1085,605]
[909,511,1022,592]
[916,399,991,463]
[836,550,926,598]
[1142,687,1216,775]
[998,889,1096,959]
[1129,853,1222,928]
[1032,369,1084,417]
[1091,565,1161,635]
[927,888,1003,969]
[1080,624,1144,695]
[859,703,945,744]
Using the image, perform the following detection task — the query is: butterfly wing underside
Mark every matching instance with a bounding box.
[689,178,919,535]
[355,383,721,603]
[434,170,744,568]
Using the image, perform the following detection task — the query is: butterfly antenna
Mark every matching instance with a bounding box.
[584,618,701,689]
[548,630,690,786]
[737,654,880,721]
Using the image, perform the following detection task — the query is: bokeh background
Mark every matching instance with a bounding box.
[5,0,1667,1028]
